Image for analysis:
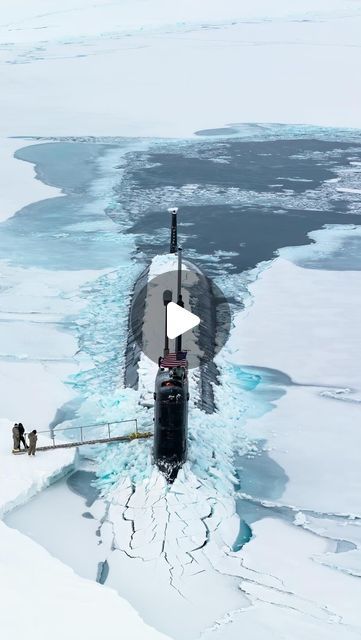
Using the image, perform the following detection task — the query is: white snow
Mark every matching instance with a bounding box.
[336,188,361,194]
[228,227,361,514]
[0,139,61,222]
[80,242,360,639]
[228,255,361,388]
[294,511,307,526]
[0,263,111,426]
[280,225,361,266]
[0,137,172,640]
[58,226,361,640]
[1,2,361,638]
[1,1,361,138]
[0,418,171,640]
[213,225,361,637]
[0,418,75,518]
[0,520,171,640]
[231,517,361,638]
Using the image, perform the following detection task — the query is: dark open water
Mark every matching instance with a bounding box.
[112,135,361,275]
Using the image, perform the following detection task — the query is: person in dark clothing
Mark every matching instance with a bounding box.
[18,423,28,450]
[28,430,38,456]
[12,423,20,451]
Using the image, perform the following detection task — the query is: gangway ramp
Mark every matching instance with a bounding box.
[36,419,153,452]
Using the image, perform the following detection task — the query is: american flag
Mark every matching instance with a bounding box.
[160,351,188,368]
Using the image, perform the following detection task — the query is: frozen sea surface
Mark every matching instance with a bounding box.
[4,126,359,479]
[2,124,361,639]
[2,125,361,487]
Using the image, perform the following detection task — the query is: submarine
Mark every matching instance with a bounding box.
[124,207,230,481]
[153,209,189,479]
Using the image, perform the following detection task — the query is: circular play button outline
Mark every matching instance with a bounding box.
[129,266,232,369]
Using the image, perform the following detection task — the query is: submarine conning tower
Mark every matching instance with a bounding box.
[153,208,189,481]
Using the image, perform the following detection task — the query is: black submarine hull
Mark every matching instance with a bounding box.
[153,368,188,479]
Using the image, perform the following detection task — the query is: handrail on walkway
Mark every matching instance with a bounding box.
[38,419,140,449]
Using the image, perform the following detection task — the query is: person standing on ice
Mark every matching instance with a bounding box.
[27,430,37,456]
[18,423,28,450]
[12,423,20,451]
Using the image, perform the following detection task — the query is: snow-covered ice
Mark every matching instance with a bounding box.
[2,145,361,638]
[1,1,361,138]
[0,520,171,640]
[0,139,61,222]
[0,262,112,426]
[0,419,172,639]
[0,140,169,639]
[221,226,361,637]
[0,418,75,518]
[81,229,361,639]
[1,1,361,638]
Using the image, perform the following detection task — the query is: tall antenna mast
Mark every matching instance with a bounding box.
[176,246,184,353]
[169,207,178,253]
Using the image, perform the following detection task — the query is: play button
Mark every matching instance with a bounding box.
[128,266,231,369]
[167,302,200,340]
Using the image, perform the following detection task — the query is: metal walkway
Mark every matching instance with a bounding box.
[36,419,153,452]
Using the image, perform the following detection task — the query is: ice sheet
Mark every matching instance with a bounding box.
[87,238,360,638]
[1,3,361,628]
[228,254,361,389]
[0,520,171,640]
[0,263,110,425]
[0,418,172,639]
[0,139,61,222]
[1,2,361,138]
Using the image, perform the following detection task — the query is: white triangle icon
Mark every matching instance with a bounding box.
[167,302,200,340]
